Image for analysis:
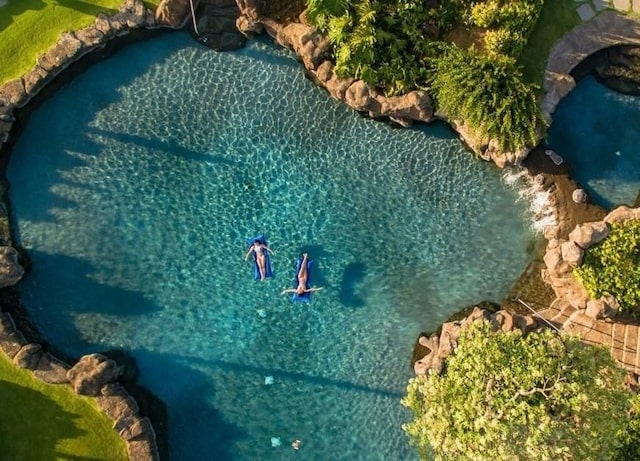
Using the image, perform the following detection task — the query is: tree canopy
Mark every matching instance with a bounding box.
[402,321,632,461]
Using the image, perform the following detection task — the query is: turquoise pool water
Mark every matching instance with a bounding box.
[7,31,535,460]
[548,75,640,209]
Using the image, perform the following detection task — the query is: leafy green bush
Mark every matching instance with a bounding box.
[304,0,545,150]
[611,393,640,461]
[402,321,632,461]
[429,47,544,151]
[574,220,640,314]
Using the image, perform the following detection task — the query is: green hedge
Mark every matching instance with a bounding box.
[574,220,640,315]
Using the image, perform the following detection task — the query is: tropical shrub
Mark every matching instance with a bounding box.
[574,219,640,315]
[611,393,640,461]
[402,321,632,461]
[429,47,544,151]
[304,0,545,150]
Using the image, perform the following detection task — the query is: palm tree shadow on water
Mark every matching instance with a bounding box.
[113,348,247,461]
[339,261,366,308]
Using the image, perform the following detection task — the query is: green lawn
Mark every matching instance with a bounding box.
[519,0,582,85]
[0,350,129,461]
[0,0,160,84]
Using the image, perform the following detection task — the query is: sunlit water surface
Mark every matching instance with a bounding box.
[7,31,535,460]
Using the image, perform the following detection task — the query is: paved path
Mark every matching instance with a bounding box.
[537,300,640,375]
[575,0,640,22]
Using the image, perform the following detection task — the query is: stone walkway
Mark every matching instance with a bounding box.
[576,0,640,22]
[537,300,640,375]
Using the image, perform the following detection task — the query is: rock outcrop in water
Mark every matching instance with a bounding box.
[413,307,542,376]
[0,247,23,288]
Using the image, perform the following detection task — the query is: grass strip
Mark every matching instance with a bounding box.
[0,0,160,84]
[0,350,129,461]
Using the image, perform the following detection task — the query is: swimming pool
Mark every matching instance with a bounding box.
[6,31,535,460]
[548,75,640,209]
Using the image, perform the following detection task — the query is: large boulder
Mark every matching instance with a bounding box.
[604,205,640,223]
[95,383,140,421]
[67,353,121,396]
[0,312,27,358]
[13,343,43,370]
[0,246,24,287]
[380,90,434,125]
[155,0,190,27]
[344,80,382,115]
[281,22,329,70]
[568,221,609,248]
[33,353,71,384]
[561,240,584,267]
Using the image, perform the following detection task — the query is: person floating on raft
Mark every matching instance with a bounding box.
[281,253,323,301]
[244,235,274,281]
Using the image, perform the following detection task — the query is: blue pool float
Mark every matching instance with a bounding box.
[291,255,313,302]
[247,234,273,280]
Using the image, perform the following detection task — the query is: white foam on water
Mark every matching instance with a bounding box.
[502,167,558,234]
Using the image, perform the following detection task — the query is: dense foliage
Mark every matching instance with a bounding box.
[611,393,640,461]
[402,321,632,461]
[574,220,640,315]
[429,46,543,151]
[304,0,545,151]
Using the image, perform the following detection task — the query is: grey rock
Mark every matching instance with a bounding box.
[344,80,382,115]
[22,66,51,96]
[155,0,190,27]
[572,188,588,203]
[67,353,121,396]
[115,415,152,441]
[0,79,27,107]
[127,436,160,461]
[37,32,83,73]
[33,353,71,384]
[74,25,106,48]
[605,205,640,223]
[380,91,434,124]
[13,343,43,370]
[561,240,584,267]
[0,246,24,287]
[96,383,139,420]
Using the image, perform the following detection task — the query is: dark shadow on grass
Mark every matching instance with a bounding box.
[0,380,107,461]
[0,0,46,32]
[52,0,118,16]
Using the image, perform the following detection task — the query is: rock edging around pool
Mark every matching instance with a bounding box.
[0,1,173,460]
[412,306,543,377]
[0,317,159,460]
